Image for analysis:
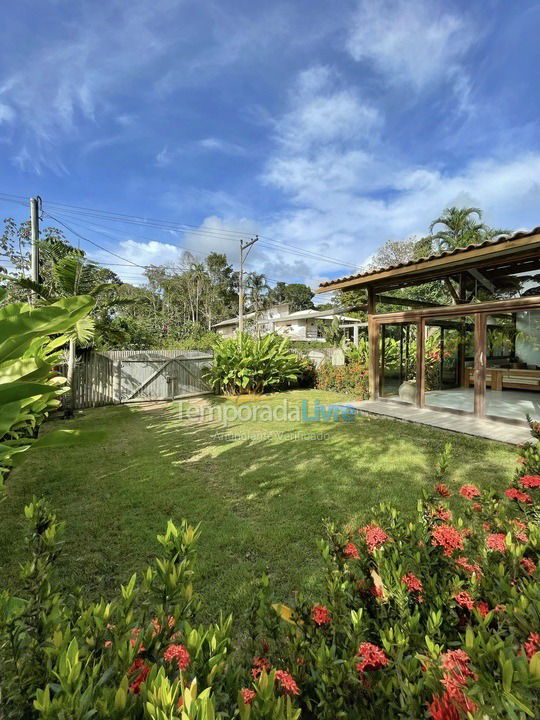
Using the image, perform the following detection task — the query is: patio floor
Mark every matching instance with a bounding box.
[335,399,532,445]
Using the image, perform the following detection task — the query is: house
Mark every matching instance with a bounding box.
[317,227,540,429]
[213,303,364,342]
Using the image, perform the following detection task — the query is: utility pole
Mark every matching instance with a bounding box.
[30,196,41,287]
[239,236,258,337]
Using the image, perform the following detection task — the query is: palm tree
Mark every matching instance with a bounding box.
[428,207,506,253]
[246,272,269,312]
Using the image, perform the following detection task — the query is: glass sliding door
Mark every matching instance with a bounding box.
[485,310,540,422]
[379,323,417,403]
[423,315,475,414]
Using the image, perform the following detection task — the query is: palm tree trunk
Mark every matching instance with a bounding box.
[63,338,76,419]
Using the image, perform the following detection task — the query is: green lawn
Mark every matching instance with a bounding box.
[0,390,518,622]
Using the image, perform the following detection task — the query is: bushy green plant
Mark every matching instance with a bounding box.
[0,291,96,487]
[315,360,368,398]
[203,333,305,395]
[1,444,539,718]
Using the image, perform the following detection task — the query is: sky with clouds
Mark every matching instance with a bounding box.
[1,0,540,294]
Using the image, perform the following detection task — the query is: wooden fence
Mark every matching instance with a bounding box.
[69,350,213,409]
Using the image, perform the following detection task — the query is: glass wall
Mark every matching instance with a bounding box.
[379,323,417,403]
[423,315,475,414]
[485,310,540,422]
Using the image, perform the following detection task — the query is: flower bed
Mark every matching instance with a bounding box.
[1,439,539,718]
[315,360,369,398]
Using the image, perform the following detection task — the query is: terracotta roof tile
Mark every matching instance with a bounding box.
[318,226,540,289]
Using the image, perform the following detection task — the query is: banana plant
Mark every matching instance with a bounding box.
[0,290,100,485]
[8,253,136,416]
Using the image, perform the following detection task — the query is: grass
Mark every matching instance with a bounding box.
[0,389,518,622]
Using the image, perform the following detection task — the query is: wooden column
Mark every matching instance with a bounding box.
[367,288,379,400]
[416,319,425,408]
[474,313,487,417]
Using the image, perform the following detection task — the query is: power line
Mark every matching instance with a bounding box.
[45,211,286,286]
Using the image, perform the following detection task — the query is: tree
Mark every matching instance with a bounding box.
[246,272,269,312]
[268,282,315,311]
[426,206,506,254]
[369,238,417,270]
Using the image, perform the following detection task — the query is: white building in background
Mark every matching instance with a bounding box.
[212,303,365,342]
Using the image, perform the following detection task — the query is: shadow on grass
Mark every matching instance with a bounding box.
[0,392,517,625]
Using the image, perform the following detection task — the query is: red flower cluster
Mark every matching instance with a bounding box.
[520,557,536,575]
[486,533,507,552]
[476,601,489,618]
[311,605,331,626]
[455,557,482,577]
[401,572,423,601]
[251,656,271,680]
[355,642,388,672]
[435,483,451,498]
[520,475,540,488]
[163,643,190,671]
[505,487,533,504]
[431,524,464,556]
[128,658,150,694]
[433,505,452,522]
[459,485,480,500]
[428,650,478,720]
[359,523,389,552]
[344,541,359,559]
[515,530,529,544]
[524,632,540,660]
[241,688,256,705]
[274,670,300,696]
[454,590,474,611]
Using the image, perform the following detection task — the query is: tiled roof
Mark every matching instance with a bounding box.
[318,226,540,289]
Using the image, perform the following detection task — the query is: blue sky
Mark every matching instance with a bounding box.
[1,0,540,294]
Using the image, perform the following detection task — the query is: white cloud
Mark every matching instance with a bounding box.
[197,137,247,155]
[0,102,14,124]
[346,0,475,91]
[257,65,540,288]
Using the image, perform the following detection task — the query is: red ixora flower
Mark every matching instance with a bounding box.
[431,524,464,556]
[274,670,300,696]
[476,601,489,618]
[359,523,389,552]
[435,483,451,498]
[401,573,423,601]
[128,658,151,694]
[472,502,482,512]
[515,530,529,544]
[356,642,388,672]
[454,591,474,611]
[520,475,540,488]
[163,644,190,671]
[251,656,271,680]
[428,649,478,720]
[344,541,359,559]
[311,605,331,626]
[459,485,481,500]
[455,557,482,577]
[433,505,452,522]
[486,533,507,552]
[524,633,540,660]
[241,688,256,705]
[520,557,536,575]
[505,487,533,504]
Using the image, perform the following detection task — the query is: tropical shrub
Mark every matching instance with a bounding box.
[315,360,369,398]
[0,291,95,488]
[203,333,305,395]
[1,444,539,718]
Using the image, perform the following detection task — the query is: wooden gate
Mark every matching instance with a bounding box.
[71,350,213,408]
